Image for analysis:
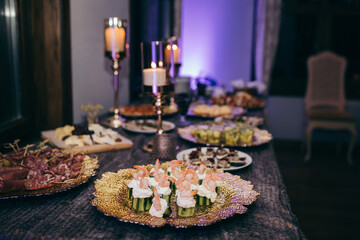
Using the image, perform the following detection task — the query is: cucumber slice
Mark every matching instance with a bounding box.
[164,207,171,217]
[131,197,151,212]
[170,182,177,192]
[197,195,212,206]
[160,194,171,205]
[127,188,133,200]
[177,206,195,217]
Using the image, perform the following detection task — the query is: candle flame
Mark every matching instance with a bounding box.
[151,61,156,68]
[166,44,178,50]
[158,61,163,67]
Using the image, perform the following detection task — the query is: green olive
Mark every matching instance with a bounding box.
[2,159,12,167]
[50,158,57,164]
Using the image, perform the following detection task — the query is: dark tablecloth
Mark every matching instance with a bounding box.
[0,112,307,240]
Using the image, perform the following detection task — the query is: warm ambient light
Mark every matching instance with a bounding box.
[151,61,157,68]
[104,27,125,53]
[165,44,180,64]
[143,61,166,86]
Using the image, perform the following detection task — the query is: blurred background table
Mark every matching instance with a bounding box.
[0,110,307,240]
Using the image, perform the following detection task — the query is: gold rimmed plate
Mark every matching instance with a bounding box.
[0,155,99,199]
[91,163,259,228]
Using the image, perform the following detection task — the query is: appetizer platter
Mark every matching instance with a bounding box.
[211,91,265,110]
[0,143,99,198]
[91,160,259,228]
[241,116,264,127]
[122,120,175,134]
[176,147,252,171]
[187,104,246,118]
[177,121,272,147]
[41,123,133,153]
[113,104,178,118]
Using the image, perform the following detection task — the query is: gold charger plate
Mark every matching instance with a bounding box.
[91,163,259,228]
[0,155,99,199]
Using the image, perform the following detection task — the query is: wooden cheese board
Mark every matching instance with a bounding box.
[41,130,133,153]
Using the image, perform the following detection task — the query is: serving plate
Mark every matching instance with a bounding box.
[112,104,178,119]
[176,147,252,171]
[0,154,99,199]
[122,120,175,134]
[211,93,266,110]
[91,162,259,228]
[187,104,246,119]
[177,125,272,147]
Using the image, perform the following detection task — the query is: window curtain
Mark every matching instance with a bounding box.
[173,0,182,37]
[255,0,282,95]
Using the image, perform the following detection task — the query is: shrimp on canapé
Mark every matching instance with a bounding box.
[129,169,140,180]
[197,161,207,175]
[152,187,162,211]
[134,165,149,178]
[169,160,182,170]
[179,187,198,198]
[203,174,222,192]
[155,172,176,188]
[139,176,149,189]
[183,169,199,185]
[150,159,162,177]
[176,173,197,198]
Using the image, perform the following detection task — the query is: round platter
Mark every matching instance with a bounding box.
[111,104,178,119]
[187,105,246,119]
[122,120,175,134]
[0,155,99,199]
[176,147,252,171]
[177,125,273,148]
[91,162,259,228]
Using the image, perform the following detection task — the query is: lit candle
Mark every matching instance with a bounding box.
[105,27,125,52]
[165,44,180,64]
[143,62,166,86]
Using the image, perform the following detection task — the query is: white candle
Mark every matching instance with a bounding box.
[105,27,125,52]
[165,44,180,64]
[143,68,166,86]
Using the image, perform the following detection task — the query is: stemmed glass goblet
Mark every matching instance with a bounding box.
[175,93,191,126]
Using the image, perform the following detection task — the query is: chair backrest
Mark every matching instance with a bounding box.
[305,51,347,111]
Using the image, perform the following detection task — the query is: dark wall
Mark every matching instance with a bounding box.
[129,0,174,101]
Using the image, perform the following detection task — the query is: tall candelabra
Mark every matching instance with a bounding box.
[141,40,176,135]
[165,36,181,78]
[104,17,127,128]
[165,37,182,111]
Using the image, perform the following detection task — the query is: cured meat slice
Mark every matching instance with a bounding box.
[26,174,53,190]
[1,148,86,192]
[0,179,27,192]
[0,167,30,180]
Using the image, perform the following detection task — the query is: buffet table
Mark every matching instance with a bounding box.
[0,112,307,240]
